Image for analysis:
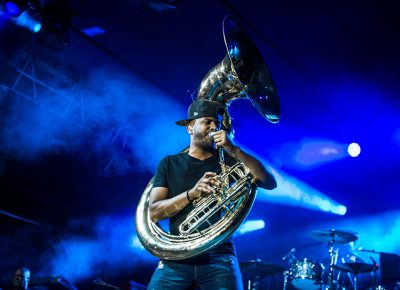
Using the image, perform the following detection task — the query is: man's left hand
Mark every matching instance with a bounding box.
[212,130,239,155]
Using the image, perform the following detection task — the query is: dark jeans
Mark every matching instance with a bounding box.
[147,255,244,290]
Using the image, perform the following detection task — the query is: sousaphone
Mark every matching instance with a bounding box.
[136,15,280,260]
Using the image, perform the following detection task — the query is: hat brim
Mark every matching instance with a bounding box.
[175,119,193,126]
[175,100,225,126]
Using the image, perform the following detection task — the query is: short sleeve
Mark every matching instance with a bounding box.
[153,157,169,188]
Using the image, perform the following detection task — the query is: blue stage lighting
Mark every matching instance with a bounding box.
[237,146,347,215]
[4,1,21,17]
[14,7,41,33]
[236,219,266,236]
[0,11,8,27]
[1,1,42,33]
[394,127,400,146]
[249,162,347,215]
[347,142,361,157]
[335,205,347,215]
[81,26,106,37]
[131,235,143,249]
[293,139,347,169]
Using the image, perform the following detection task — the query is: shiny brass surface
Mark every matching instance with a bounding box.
[135,16,280,260]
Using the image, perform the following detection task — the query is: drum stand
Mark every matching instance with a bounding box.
[309,229,359,290]
[246,274,260,290]
[240,259,285,290]
[283,270,289,290]
[326,235,339,289]
[353,273,359,290]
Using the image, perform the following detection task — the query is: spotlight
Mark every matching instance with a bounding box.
[14,5,41,32]
[4,1,21,17]
[1,1,42,33]
[335,205,347,215]
[347,142,361,157]
[236,219,266,236]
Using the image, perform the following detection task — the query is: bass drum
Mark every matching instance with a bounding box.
[289,258,323,290]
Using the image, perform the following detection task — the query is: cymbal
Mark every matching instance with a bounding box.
[239,260,285,275]
[333,262,376,274]
[309,229,358,244]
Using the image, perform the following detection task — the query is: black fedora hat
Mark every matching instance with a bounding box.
[176,100,225,126]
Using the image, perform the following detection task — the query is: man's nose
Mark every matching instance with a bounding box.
[210,120,218,130]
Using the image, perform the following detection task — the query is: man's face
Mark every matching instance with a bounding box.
[13,268,30,290]
[188,117,220,148]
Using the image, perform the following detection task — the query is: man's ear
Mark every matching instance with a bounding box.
[187,123,193,134]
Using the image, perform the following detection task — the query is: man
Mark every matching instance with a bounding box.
[147,100,277,290]
[11,268,30,290]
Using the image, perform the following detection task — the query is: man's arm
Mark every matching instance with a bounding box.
[149,172,219,222]
[149,187,191,223]
[212,130,277,189]
[227,146,276,189]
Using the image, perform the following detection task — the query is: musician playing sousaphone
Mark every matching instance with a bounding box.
[136,15,280,290]
[146,99,276,289]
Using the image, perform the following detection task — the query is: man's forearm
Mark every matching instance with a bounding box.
[150,191,191,222]
[229,146,277,189]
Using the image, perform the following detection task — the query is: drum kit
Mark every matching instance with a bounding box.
[239,229,387,290]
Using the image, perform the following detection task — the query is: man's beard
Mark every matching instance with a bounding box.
[194,131,215,150]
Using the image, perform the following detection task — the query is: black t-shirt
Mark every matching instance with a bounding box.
[153,151,238,263]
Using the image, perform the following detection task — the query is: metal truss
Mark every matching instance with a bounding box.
[4,50,103,130]
[1,49,143,177]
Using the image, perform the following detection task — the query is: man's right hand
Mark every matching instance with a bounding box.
[188,172,220,201]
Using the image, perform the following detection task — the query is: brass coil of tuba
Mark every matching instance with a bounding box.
[135,16,280,260]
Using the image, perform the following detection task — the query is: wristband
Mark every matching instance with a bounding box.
[186,190,193,203]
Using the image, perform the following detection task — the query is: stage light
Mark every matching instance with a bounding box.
[347,142,361,157]
[14,6,41,32]
[1,1,42,33]
[236,219,266,236]
[257,164,348,215]
[236,146,348,215]
[335,205,347,215]
[4,1,21,17]
[258,171,348,215]
[81,26,106,37]
[293,139,347,169]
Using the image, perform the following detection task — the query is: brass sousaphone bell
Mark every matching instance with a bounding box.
[136,16,280,260]
[197,15,280,132]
